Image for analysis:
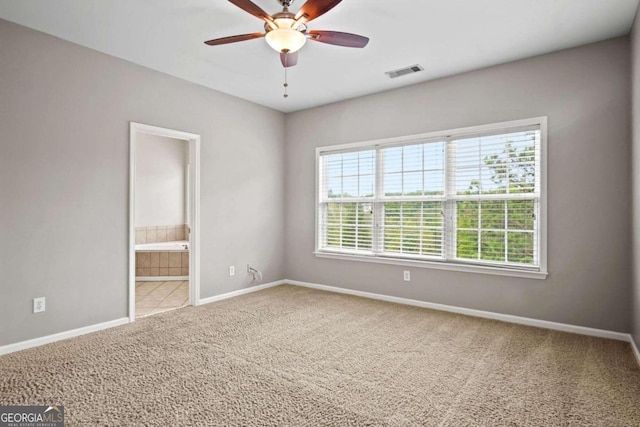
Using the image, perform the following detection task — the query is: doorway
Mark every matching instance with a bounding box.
[129,123,200,321]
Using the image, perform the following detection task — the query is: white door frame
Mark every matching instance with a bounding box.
[128,122,201,322]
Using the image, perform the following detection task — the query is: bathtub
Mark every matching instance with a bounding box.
[135,240,189,252]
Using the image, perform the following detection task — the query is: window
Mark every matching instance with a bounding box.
[316,118,547,278]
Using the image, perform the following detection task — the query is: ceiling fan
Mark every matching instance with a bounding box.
[204,0,369,69]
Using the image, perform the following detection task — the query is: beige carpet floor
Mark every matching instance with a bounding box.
[1,284,639,426]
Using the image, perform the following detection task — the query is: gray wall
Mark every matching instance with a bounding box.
[0,19,285,346]
[632,9,640,346]
[285,37,632,333]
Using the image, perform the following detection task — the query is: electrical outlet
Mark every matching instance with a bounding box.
[33,297,46,313]
[229,266,235,276]
[403,271,411,281]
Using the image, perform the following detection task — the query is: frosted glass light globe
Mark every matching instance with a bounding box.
[265,28,306,53]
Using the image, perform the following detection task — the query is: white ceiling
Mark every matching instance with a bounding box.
[0,0,638,113]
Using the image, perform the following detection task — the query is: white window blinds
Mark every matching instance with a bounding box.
[319,150,375,252]
[449,129,540,266]
[379,142,446,258]
[317,121,543,272]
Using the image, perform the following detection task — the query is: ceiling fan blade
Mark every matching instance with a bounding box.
[228,0,273,22]
[295,0,342,23]
[280,51,299,68]
[308,31,369,48]
[204,32,265,46]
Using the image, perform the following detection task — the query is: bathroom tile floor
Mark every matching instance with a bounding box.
[135,281,189,318]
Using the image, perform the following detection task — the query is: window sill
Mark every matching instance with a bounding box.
[314,251,548,280]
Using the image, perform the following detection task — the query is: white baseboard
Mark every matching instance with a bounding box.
[631,335,640,367]
[136,276,188,281]
[198,280,286,306]
[285,280,631,343]
[0,317,130,356]
[0,281,284,356]
[2,280,637,368]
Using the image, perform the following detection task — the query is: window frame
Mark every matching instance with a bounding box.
[314,117,548,280]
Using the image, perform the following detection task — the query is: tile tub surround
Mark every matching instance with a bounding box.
[135,225,188,244]
[136,250,189,277]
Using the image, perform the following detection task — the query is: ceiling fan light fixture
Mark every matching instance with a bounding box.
[266,28,306,53]
[205,0,370,72]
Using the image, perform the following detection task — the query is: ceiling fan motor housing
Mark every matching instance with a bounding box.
[264,11,306,32]
[279,0,295,9]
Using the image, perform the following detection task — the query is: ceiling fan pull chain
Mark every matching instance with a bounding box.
[283,66,289,98]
